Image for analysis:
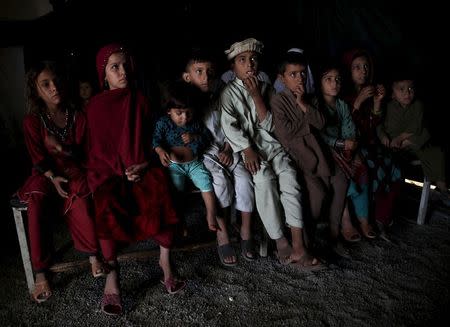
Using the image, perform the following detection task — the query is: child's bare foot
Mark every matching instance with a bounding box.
[341,225,361,242]
[289,252,325,271]
[360,219,376,239]
[206,214,221,232]
[275,237,292,265]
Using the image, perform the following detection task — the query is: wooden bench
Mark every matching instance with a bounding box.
[11,193,269,293]
[407,160,431,225]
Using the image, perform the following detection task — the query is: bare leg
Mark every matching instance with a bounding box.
[341,204,361,242]
[290,227,320,266]
[240,211,255,259]
[275,236,292,264]
[216,209,236,265]
[201,191,219,231]
[104,260,120,295]
[35,272,46,284]
[290,227,307,261]
[240,211,252,240]
[159,246,173,281]
[159,246,186,294]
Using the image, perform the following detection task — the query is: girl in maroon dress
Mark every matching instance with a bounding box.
[86,43,185,315]
[17,61,107,303]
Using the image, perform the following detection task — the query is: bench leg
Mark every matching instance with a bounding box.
[259,229,269,258]
[417,177,431,225]
[12,208,34,293]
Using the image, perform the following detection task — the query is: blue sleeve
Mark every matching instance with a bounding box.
[152,118,166,149]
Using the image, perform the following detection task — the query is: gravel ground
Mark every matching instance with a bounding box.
[1,194,450,326]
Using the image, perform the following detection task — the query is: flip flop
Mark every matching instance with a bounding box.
[31,280,52,304]
[217,243,238,267]
[160,277,187,295]
[101,293,122,316]
[91,259,109,278]
[240,239,257,262]
[360,222,377,239]
[341,228,362,243]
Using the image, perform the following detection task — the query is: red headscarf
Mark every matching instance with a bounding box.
[96,43,135,90]
[86,43,149,192]
[342,48,374,86]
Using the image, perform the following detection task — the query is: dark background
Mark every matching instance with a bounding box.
[1,0,446,250]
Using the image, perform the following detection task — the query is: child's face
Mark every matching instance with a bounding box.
[168,107,193,126]
[105,52,129,90]
[351,56,370,86]
[392,80,415,107]
[36,69,62,109]
[232,51,259,80]
[321,69,342,97]
[79,81,93,100]
[280,64,307,93]
[183,61,215,92]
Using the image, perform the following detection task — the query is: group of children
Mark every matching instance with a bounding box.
[16,37,450,315]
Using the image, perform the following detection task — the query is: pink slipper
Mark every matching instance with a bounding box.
[101,293,122,315]
[160,277,186,295]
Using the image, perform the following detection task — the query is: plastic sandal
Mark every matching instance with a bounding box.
[91,259,109,278]
[217,243,238,267]
[240,239,257,262]
[160,277,186,295]
[101,293,122,315]
[31,280,52,304]
[341,227,362,243]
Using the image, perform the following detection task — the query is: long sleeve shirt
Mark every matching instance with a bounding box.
[320,98,356,148]
[377,99,430,151]
[152,115,211,157]
[271,90,331,177]
[220,78,282,161]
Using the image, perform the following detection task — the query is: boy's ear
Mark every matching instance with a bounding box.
[182,72,190,83]
[277,73,284,82]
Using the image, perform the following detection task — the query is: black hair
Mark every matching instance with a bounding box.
[314,59,343,88]
[183,48,215,72]
[277,52,308,75]
[165,80,204,111]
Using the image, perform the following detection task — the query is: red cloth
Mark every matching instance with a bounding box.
[342,48,380,146]
[86,86,177,245]
[17,111,98,271]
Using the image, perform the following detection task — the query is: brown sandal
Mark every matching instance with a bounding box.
[31,280,52,303]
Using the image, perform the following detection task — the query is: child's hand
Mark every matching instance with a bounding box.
[181,132,196,144]
[218,149,233,167]
[374,84,386,103]
[380,135,391,148]
[45,134,63,154]
[354,85,375,111]
[390,136,402,149]
[157,150,171,167]
[125,162,148,182]
[400,139,413,149]
[51,176,69,198]
[242,147,260,175]
[243,76,261,98]
[294,84,307,111]
[344,139,358,152]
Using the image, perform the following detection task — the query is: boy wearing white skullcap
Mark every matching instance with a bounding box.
[220,38,322,269]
